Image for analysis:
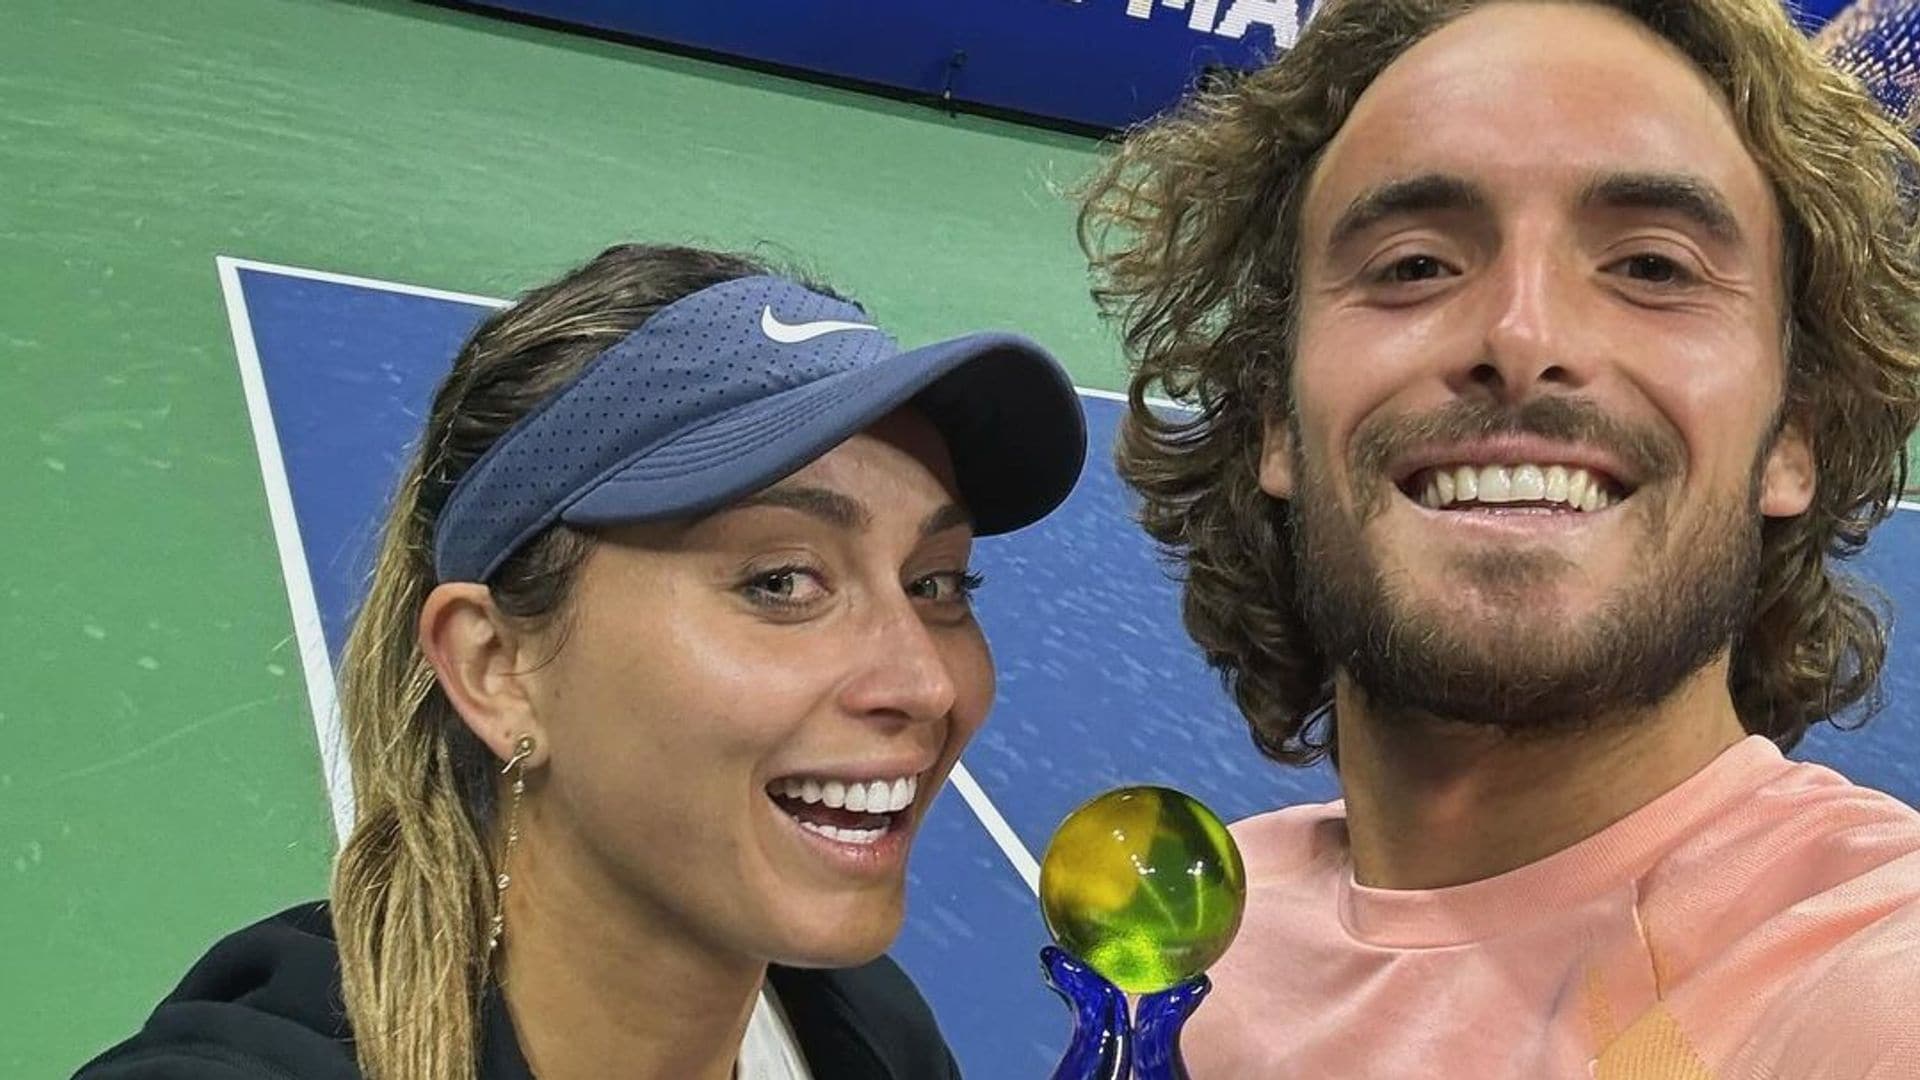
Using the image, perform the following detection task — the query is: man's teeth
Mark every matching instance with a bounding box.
[1419,464,1615,511]
[776,774,918,814]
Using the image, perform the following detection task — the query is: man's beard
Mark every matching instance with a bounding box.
[1289,398,1763,735]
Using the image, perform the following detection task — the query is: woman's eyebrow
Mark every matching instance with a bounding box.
[726,486,971,538]
[920,502,973,538]
[729,486,868,529]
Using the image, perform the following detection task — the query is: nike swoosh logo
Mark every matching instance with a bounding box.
[760,306,879,344]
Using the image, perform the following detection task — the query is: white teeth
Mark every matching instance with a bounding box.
[775,774,920,813]
[797,820,888,846]
[1477,465,1513,502]
[1423,464,1617,511]
[1544,465,1569,503]
[1567,469,1590,507]
[1453,465,1479,502]
[1510,464,1545,501]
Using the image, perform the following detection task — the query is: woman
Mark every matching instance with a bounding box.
[77,243,1087,1079]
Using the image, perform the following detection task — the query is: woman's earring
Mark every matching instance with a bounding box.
[488,734,536,954]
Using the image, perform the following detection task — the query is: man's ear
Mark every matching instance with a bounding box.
[1758,416,1815,518]
[1259,415,1296,500]
[418,582,550,769]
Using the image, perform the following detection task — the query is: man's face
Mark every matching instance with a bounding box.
[1269,2,1815,730]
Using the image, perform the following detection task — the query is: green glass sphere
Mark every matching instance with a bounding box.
[1039,786,1247,994]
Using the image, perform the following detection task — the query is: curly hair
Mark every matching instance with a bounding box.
[1079,0,1920,765]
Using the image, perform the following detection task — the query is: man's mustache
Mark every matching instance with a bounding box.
[1350,397,1684,492]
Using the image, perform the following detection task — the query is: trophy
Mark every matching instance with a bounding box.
[1038,786,1246,1080]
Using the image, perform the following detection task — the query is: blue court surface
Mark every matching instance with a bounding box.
[219,257,1920,1076]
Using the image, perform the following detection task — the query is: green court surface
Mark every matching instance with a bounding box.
[3,2,1107,1072]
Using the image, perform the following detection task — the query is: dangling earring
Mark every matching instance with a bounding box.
[488,733,535,954]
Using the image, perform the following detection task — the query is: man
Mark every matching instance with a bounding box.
[1080,1,1920,1075]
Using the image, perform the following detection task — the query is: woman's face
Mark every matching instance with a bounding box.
[518,408,993,968]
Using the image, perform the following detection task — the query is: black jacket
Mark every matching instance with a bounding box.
[74,902,963,1079]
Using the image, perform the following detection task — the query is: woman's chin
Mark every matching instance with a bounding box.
[766,898,905,969]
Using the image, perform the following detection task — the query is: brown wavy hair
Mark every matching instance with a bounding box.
[1079,0,1920,765]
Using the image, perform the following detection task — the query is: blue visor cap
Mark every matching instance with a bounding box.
[433,275,1088,583]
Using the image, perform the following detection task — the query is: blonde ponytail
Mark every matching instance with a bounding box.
[324,244,793,1079]
[332,458,497,1080]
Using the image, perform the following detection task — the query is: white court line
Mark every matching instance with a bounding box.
[948,763,1042,894]
[214,256,1166,406]
[1901,499,1920,514]
[217,255,510,310]
[216,256,356,842]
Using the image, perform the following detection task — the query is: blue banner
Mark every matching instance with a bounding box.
[460,0,1302,129]
[455,1,1868,130]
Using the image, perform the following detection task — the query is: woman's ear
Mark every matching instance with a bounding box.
[418,582,550,769]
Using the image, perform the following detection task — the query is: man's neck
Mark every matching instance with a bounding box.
[497,818,765,1080]
[1334,662,1749,890]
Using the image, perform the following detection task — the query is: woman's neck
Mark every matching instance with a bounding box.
[495,826,767,1080]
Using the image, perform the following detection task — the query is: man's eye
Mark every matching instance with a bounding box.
[1385,255,1448,283]
[1619,253,1684,283]
[755,571,799,598]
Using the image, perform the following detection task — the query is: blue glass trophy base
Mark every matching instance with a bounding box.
[1043,946,1211,1080]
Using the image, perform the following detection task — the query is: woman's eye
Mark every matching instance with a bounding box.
[742,567,826,608]
[910,570,985,605]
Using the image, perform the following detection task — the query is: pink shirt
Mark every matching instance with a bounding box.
[1185,737,1920,1078]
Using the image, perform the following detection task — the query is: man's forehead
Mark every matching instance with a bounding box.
[1355,3,1716,114]
[1304,3,1770,236]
